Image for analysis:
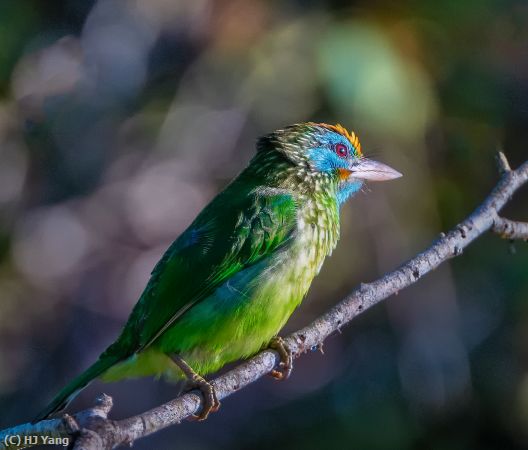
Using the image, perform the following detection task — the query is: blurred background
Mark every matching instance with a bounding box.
[0,0,527,448]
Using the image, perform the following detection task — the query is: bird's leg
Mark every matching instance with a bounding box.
[170,354,220,420]
[268,336,293,380]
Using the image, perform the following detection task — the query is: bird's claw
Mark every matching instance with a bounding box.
[172,354,220,421]
[268,336,293,380]
[186,375,220,421]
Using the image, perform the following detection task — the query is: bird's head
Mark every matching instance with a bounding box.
[257,122,402,205]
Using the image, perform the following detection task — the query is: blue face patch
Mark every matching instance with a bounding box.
[336,180,363,205]
[306,131,363,205]
[307,146,347,173]
[306,131,355,173]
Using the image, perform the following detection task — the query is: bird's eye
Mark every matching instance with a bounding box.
[334,143,348,158]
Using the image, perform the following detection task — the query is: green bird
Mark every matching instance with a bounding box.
[34,122,401,421]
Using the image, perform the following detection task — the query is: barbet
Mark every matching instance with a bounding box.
[35,123,401,421]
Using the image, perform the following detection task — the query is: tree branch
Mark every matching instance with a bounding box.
[492,217,528,240]
[2,154,528,450]
[495,150,512,174]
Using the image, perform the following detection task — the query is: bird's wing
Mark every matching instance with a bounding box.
[116,186,298,353]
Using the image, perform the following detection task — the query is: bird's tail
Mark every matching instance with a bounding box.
[33,353,122,423]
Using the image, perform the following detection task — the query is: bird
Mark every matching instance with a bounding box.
[34,122,401,422]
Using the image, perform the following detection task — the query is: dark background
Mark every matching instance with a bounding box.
[0,1,527,449]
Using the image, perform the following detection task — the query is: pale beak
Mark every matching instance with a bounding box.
[348,159,402,181]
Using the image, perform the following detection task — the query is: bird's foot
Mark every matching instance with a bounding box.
[186,374,220,421]
[268,336,293,380]
[171,354,220,421]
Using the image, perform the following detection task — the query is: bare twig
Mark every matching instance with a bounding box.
[496,150,512,174]
[492,217,528,240]
[0,395,115,450]
[1,154,527,450]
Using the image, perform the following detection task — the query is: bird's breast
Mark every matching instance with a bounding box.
[293,197,340,273]
[265,196,340,309]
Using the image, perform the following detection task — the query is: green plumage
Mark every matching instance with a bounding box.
[34,123,386,422]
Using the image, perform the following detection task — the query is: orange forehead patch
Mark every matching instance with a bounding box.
[318,123,362,156]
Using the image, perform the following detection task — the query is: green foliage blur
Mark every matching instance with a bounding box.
[0,1,527,448]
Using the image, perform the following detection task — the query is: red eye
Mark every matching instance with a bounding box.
[334,143,348,158]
